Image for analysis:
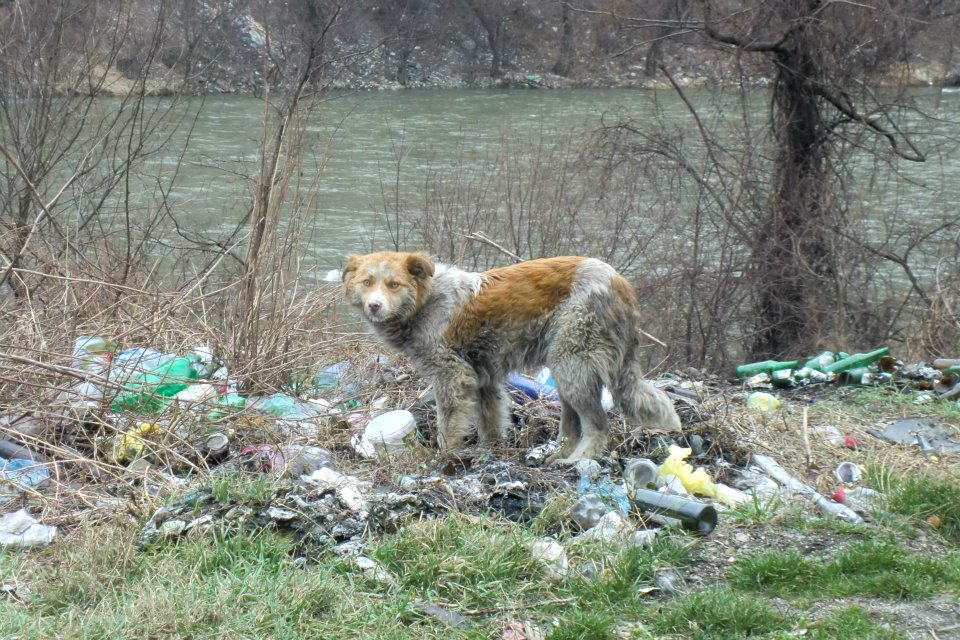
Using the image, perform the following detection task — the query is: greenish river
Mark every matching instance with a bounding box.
[118,87,960,273]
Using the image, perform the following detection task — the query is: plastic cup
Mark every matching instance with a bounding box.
[835,461,862,484]
[623,458,659,491]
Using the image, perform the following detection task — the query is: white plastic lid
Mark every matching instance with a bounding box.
[363,410,416,447]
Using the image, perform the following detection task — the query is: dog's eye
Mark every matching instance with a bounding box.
[362,279,372,287]
[387,281,400,290]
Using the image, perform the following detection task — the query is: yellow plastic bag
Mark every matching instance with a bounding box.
[657,444,718,498]
[112,422,161,463]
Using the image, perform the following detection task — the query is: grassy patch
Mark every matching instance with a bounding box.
[0,523,349,639]
[781,509,883,538]
[868,467,960,544]
[820,386,960,422]
[809,607,905,640]
[374,513,542,611]
[545,611,614,640]
[208,471,277,505]
[652,589,794,639]
[726,492,784,526]
[730,539,960,600]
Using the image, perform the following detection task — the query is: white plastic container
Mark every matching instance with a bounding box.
[361,410,416,456]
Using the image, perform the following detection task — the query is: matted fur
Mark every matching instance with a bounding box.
[343,251,681,461]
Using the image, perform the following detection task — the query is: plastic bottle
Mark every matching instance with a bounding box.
[823,347,890,375]
[735,360,799,378]
[206,393,246,421]
[803,351,835,372]
[72,336,117,371]
[933,358,960,370]
[111,357,198,412]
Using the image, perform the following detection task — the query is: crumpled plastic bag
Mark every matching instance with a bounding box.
[0,509,57,547]
[658,445,744,506]
[112,422,162,463]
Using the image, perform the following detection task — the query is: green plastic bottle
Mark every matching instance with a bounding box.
[206,393,246,421]
[823,347,890,375]
[111,356,198,412]
[803,351,835,372]
[735,360,799,378]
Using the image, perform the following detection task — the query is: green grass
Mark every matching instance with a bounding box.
[809,607,905,640]
[4,460,960,639]
[730,538,960,600]
[868,466,960,543]
[652,589,794,639]
[726,492,784,526]
[818,386,960,422]
[208,471,277,505]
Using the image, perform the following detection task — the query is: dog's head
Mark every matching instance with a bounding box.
[342,251,435,323]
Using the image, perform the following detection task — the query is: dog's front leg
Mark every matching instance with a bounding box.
[430,354,480,454]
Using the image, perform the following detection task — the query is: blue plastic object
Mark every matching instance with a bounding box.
[506,374,559,401]
[250,393,324,420]
[578,475,630,516]
[1,457,50,492]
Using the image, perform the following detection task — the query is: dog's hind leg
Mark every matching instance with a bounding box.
[613,360,681,433]
[477,384,509,447]
[546,398,582,462]
[547,365,608,463]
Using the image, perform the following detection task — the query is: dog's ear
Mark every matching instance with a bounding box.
[406,252,435,280]
[341,255,360,284]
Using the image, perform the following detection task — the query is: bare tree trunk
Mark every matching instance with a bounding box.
[553,2,574,77]
[750,1,836,357]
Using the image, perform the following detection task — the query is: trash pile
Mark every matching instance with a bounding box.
[2,336,956,555]
[736,348,960,401]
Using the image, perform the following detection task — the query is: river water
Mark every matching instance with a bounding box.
[131,87,960,273]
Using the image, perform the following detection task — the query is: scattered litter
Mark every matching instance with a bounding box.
[529,537,569,580]
[656,445,742,505]
[623,458,659,492]
[248,393,324,421]
[414,602,472,630]
[1,457,50,493]
[111,354,198,412]
[581,511,633,543]
[202,432,230,463]
[746,392,780,412]
[730,467,781,500]
[809,425,844,446]
[300,467,369,513]
[0,509,57,547]
[507,373,558,402]
[834,461,862,484]
[752,453,862,524]
[112,422,162,463]
[358,410,416,457]
[571,494,608,531]
[630,487,717,535]
[868,417,960,454]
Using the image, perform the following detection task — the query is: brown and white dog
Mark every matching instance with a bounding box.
[342,252,680,462]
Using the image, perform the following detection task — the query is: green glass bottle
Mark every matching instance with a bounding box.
[823,347,890,375]
[735,360,799,378]
[803,351,835,372]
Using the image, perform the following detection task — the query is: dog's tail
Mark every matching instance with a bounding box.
[612,359,681,432]
[608,273,681,432]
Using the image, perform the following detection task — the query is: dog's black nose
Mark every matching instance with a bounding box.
[368,301,382,314]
